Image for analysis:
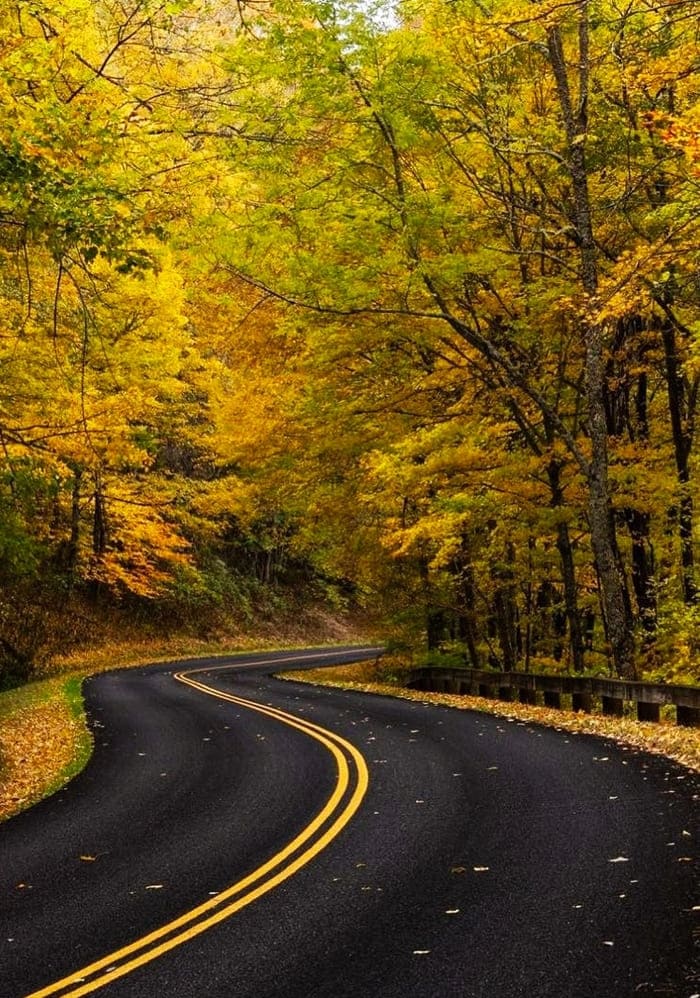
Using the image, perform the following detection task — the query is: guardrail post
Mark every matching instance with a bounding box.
[543,691,561,709]
[518,688,537,705]
[407,667,699,727]
[677,705,700,728]
[637,701,660,723]
[602,695,624,717]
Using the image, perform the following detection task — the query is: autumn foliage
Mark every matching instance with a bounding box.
[0,0,699,685]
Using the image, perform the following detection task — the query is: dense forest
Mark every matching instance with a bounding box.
[0,0,698,686]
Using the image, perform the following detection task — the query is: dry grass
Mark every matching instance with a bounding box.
[281,661,700,773]
[44,608,372,678]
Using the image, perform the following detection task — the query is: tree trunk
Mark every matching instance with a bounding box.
[546,459,586,672]
[603,318,657,635]
[92,476,107,557]
[555,521,586,671]
[457,556,481,669]
[65,469,82,592]
[585,325,636,677]
[547,12,636,678]
[493,542,519,671]
[419,554,445,652]
[493,590,517,671]
[622,508,657,634]
[426,608,445,651]
[660,316,697,604]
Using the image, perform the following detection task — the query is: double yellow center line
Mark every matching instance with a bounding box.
[27,651,374,997]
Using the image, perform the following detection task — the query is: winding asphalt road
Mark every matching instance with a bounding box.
[1,647,697,997]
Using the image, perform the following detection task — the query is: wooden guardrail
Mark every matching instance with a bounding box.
[407,666,700,727]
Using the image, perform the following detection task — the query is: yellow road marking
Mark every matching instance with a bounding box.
[26,652,374,998]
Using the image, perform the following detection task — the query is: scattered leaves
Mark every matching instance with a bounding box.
[0,678,91,822]
[281,667,700,772]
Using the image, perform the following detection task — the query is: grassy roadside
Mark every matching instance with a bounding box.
[0,675,93,821]
[280,660,700,773]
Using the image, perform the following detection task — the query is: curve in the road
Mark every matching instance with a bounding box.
[4,646,696,998]
[26,652,374,998]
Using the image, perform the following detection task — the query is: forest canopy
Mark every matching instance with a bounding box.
[0,0,698,685]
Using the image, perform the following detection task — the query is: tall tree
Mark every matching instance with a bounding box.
[212,0,700,678]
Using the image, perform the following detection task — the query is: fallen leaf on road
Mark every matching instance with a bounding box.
[281,667,700,772]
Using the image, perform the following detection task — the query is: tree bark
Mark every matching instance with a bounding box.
[546,459,585,672]
[547,10,636,678]
[603,318,657,635]
[660,316,697,604]
[556,521,586,671]
[456,552,481,669]
[493,542,519,671]
[622,508,657,633]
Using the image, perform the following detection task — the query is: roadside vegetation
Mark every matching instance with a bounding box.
[0,676,91,820]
